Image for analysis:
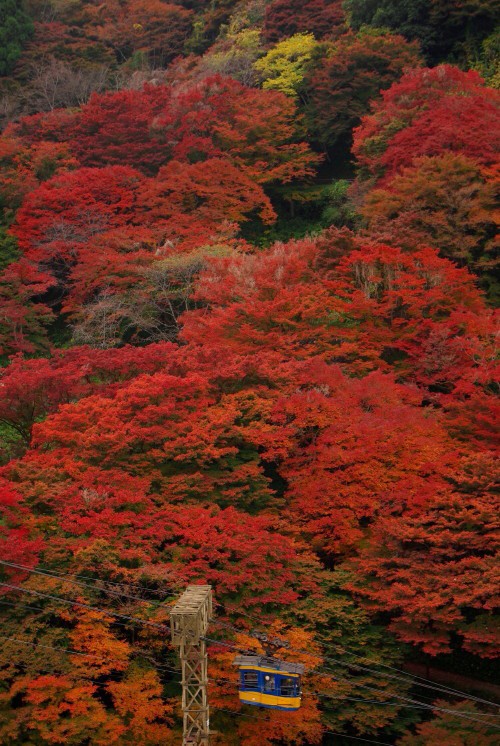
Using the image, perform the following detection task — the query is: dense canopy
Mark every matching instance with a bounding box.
[0,1,498,744]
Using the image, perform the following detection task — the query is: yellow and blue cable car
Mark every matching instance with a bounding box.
[233,655,305,711]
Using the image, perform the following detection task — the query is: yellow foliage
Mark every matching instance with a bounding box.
[201,29,263,86]
[254,33,318,97]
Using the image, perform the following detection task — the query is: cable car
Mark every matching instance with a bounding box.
[233,655,305,711]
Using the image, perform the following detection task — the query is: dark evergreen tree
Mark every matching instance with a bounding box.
[344,0,499,63]
[0,0,34,75]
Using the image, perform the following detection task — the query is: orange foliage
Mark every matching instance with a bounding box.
[1,675,124,745]
[107,670,175,744]
[69,610,131,676]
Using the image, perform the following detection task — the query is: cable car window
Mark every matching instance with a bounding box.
[263,674,275,692]
[242,671,258,690]
[279,676,296,696]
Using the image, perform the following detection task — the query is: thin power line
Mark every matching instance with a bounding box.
[327,642,495,704]
[202,635,500,729]
[0,635,182,680]
[0,560,176,606]
[0,583,170,631]
[0,558,180,598]
[1,653,486,746]
[36,567,176,597]
[313,688,500,719]
[3,617,497,730]
[0,650,182,694]
[0,601,181,675]
[0,635,494,728]
[211,617,495,708]
[212,611,500,709]
[0,598,52,614]
[4,584,498,727]
[0,654,123,690]
[0,559,178,594]
[167,662,499,720]
[0,634,102,658]
[308,673,500,727]
[6,565,494,710]
[325,729,395,746]
[170,665,500,720]
[0,598,157,631]
[213,603,497,705]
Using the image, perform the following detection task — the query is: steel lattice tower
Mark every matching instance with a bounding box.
[171,585,213,745]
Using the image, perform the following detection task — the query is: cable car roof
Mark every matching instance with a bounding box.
[233,655,305,675]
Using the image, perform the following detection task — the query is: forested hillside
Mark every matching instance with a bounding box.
[0,1,498,744]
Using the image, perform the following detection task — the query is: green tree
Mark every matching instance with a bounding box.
[200,28,263,86]
[344,0,432,48]
[0,228,18,272]
[471,29,500,88]
[344,0,499,64]
[320,179,359,228]
[0,0,34,75]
